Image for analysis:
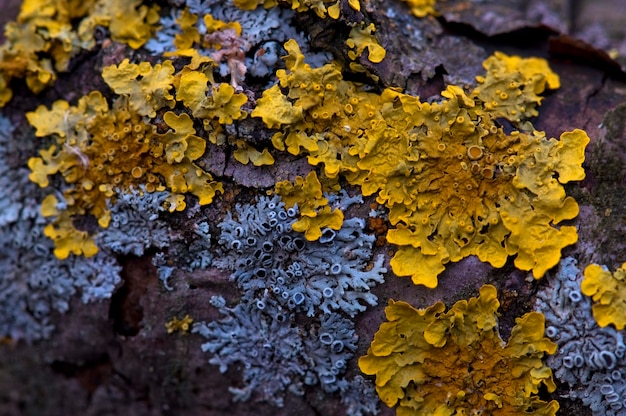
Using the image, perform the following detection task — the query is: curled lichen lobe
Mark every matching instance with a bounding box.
[253,41,589,287]
[359,285,559,415]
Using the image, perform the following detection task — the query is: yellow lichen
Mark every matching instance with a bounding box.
[233,141,275,166]
[252,85,304,129]
[473,52,560,122]
[27,80,224,257]
[252,40,588,287]
[233,0,359,19]
[400,0,438,17]
[83,0,160,49]
[173,8,201,50]
[40,195,99,259]
[163,11,250,89]
[275,171,343,241]
[0,0,160,107]
[582,263,626,330]
[166,314,194,334]
[25,43,260,257]
[346,23,386,64]
[359,285,559,416]
[102,59,176,118]
[203,13,243,39]
[193,83,248,124]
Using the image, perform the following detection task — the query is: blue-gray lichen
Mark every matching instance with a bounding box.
[145,1,331,78]
[193,295,308,406]
[96,186,172,256]
[302,312,358,392]
[535,257,626,415]
[192,194,381,412]
[193,295,376,411]
[214,195,386,317]
[336,375,380,416]
[0,113,121,342]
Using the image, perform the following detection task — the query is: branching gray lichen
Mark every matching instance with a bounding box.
[193,193,382,412]
[535,257,626,415]
[214,195,386,317]
[0,113,121,342]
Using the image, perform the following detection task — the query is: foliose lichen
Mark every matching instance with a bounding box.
[145,2,331,80]
[253,39,589,288]
[582,262,626,330]
[95,186,173,257]
[213,194,386,317]
[193,295,376,410]
[0,0,160,107]
[192,192,383,410]
[25,54,250,256]
[359,284,559,415]
[536,257,626,416]
[0,112,121,343]
[275,171,344,241]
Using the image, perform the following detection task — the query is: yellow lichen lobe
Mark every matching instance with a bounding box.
[253,40,588,287]
[92,0,160,49]
[233,142,275,166]
[26,64,229,257]
[0,0,160,106]
[359,285,558,415]
[102,59,176,118]
[40,197,99,259]
[346,23,386,63]
[582,263,626,330]
[400,0,438,17]
[166,314,194,334]
[275,171,343,241]
[475,52,560,122]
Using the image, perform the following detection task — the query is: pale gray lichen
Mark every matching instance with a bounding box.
[145,1,331,78]
[193,295,308,406]
[214,195,386,317]
[535,257,626,415]
[193,194,381,412]
[96,186,172,256]
[336,375,379,416]
[1,231,119,339]
[302,312,358,392]
[0,113,121,342]
[193,294,376,412]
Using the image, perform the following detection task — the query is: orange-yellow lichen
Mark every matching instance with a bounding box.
[102,59,176,118]
[166,314,194,334]
[81,0,160,49]
[203,13,243,39]
[275,171,343,240]
[0,0,160,106]
[581,263,626,330]
[233,0,360,19]
[346,23,386,64]
[173,8,202,50]
[232,141,275,166]
[40,194,99,259]
[473,52,560,122]
[185,82,248,124]
[27,86,224,257]
[400,0,438,17]
[359,285,559,416]
[253,85,304,129]
[252,40,588,288]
